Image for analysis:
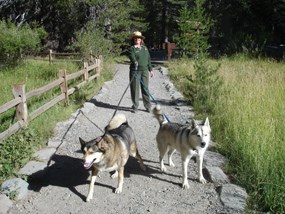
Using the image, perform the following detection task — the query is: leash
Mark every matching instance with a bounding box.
[49,64,171,161]
[110,68,136,119]
[133,66,171,123]
[57,75,135,146]
[93,67,138,141]
[98,67,138,140]
[79,109,105,133]
[92,67,138,141]
[60,65,170,141]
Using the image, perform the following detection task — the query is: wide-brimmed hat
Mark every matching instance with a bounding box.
[130,31,145,39]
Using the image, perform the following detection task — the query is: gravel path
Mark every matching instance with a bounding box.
[8,63,228,214]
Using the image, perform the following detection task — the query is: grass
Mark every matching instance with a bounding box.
[0,59,79,133]
[167,56,285,213]
[0,58,115,183]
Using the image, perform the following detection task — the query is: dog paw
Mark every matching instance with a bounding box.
[111,171,118,179]
[182,182,190,189]
[115,188,122,194]
[86,195,93,202]
[169,161,175,167]
[140,164,147,172]
[161,165,167,172]
[199,177,207,184]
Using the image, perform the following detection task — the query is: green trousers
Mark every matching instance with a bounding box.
[129,69,151,110]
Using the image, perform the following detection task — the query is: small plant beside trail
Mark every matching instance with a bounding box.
[172,0,221,115]
[184,57,222,114]
[0,130,39,183]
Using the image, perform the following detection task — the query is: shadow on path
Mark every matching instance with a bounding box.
[26,153,190,202]
[88,98,179,112]
[27,154,90,201]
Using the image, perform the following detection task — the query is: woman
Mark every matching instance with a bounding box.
[128,31,154,113]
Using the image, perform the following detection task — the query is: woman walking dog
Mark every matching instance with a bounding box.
[128,31,154,113]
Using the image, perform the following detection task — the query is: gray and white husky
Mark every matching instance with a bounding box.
[153,105,211,189]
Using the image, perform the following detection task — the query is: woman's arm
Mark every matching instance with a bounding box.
[147,49,152,72]
[147,49,154,77]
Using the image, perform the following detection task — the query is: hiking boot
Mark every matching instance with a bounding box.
[131,106,138,113]
[145,107,151,113]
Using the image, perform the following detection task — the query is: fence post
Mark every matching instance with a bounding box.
[95,55,103,75]
[83,62,89,81]
[90,50,94,63]
[59,69,69,105]
[12,84,28,126]
[280,44,285,61]
[167,43,171,61]
[49,49,53,64]
[99,55,103,68]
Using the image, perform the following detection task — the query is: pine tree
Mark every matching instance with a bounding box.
[174,0,213,58]
[140,0,187,46]
[86,0,147,51]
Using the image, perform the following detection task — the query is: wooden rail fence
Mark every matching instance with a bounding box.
[0,55,103,142]
[48,49,97,64]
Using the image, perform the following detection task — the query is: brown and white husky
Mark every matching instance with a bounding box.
[79,114,146,202]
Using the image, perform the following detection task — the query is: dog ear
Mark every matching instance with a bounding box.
[99,144,106,153]
[96,138,105,153]
[104,125,110,131]
[79,137,86,152]
[79,137,85,146]
[204,117,210,127]
[104,135,115,145]
[191,118,198,128]
[97,136,112,153]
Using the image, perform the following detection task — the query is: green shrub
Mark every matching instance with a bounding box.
[68,21,119,59]
[0,129,40,182]
[0,20,47,65]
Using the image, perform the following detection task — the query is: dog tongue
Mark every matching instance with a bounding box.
[84,162,92,169]
[83,158,96,169]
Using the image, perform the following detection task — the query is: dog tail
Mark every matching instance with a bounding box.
[106,114,127,130]
[153,105,168,126]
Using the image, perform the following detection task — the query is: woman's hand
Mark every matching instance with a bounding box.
[149,71,154,78]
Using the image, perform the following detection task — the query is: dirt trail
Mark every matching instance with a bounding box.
[9,63,226,214]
